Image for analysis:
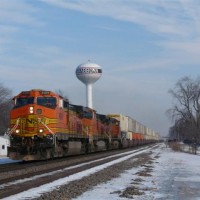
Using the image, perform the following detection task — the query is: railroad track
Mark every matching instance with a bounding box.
[0,144,151,178]
[0,162,22,173]
[0,144,157,199]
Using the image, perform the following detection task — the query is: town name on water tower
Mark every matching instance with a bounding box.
[76,68,102,74]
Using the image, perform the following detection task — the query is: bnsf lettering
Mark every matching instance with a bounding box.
[76,68,102,74]
[26,119,38,124]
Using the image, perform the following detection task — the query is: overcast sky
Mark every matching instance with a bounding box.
[1,0,200,137]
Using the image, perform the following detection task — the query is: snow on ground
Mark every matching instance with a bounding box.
[0,157,20,164]
[2,144,200,200]
[3,146,152,200]
[74,144,200,200]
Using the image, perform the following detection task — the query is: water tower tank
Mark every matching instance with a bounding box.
[76,61,102,108]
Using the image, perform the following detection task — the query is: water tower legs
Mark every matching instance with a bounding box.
[86,84,93,108]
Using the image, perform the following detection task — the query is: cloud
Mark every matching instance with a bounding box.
[40,0,200,58]
[2,0,200,71]
[0,0,44,54]
[0,25,19,51]
[162,40,200,57]
[0,0,41,25]
[40,1,198,36]
[95,25,121,32]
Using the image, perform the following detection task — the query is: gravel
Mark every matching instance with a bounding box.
[33,152,155,200]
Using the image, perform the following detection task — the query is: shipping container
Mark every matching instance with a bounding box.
[128,117,137,132]
[107,114,128,132]
[135,121,145,134]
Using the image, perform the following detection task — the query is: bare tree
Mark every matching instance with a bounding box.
[170,118,193,141]
[168,126,177,140]
[167,76,200,154]
[0,83,13,135]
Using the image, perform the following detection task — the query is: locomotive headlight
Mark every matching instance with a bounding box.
[29,106,34,114]
[39,129,43,133]
[15,129,20,133]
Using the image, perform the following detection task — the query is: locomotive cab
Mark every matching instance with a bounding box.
[8,89,66,160]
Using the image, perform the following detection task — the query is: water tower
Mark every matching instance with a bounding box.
[76,61,102,109]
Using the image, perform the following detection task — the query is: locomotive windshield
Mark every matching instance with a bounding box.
[14,97,34,108]
[83,111,93,119]
[37,97,57,108]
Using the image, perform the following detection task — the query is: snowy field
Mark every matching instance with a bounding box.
[74,144,200,200]
[1,144,200,200]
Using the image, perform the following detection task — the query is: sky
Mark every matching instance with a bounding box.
[0,0,200,136]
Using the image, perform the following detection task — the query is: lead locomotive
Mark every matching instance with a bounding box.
[8,89,121,160]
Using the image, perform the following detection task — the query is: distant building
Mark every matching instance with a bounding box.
[0,135,10,156]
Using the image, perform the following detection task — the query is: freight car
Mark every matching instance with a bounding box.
[107,114,159,147]
[7,89,159,161]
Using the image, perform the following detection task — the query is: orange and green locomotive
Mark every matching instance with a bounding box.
[8,89,121,161]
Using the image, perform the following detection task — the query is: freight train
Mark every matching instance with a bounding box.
[7,89,159,161]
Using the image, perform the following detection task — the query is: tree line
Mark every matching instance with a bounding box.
[0,83,13,135]
[167,76,200,153]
